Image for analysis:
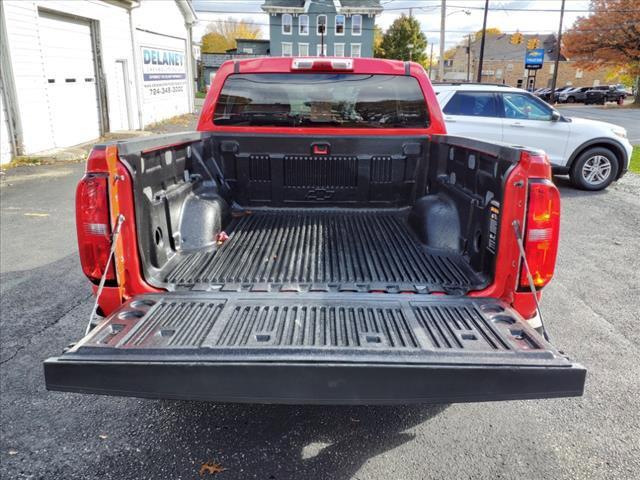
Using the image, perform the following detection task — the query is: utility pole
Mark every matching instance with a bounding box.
[428,43,434,79]
[438,0,446,81]
[466,34,471,82]
[476,0,489,83]
[549,0,566,104]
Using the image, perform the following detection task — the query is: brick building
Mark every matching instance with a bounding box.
[443,33,620,90]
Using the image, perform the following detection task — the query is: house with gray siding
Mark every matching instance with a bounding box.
[262,0,382,58]
[201,39,270,89]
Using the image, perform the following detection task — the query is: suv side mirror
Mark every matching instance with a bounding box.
[551,111,561,122]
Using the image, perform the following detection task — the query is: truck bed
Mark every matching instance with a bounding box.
[164,209,485,293]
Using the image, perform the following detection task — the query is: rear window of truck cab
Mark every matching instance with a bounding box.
[213,73,430,128]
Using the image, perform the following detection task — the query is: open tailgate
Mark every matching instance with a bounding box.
[44,293,585,404]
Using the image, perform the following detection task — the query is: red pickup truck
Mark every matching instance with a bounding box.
[45,57,585,404]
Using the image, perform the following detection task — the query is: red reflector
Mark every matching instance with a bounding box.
[313,144,329,155]
[520,180,560,289]
[520,150,552,179]
[312,60,332,70]
[85,146,109,173]
[76,175,115,282]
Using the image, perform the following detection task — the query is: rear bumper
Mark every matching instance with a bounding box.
[44,292,586,405]
[44,358,585,405]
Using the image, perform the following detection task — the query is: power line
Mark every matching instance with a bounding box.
[201,17,640,34]
[194,1,640,15]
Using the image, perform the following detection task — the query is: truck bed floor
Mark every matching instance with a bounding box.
[164,210,485,293]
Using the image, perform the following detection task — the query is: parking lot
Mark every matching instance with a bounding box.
[557,103,640,143]
[1,107,639,479]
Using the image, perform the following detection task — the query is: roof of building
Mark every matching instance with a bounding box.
[341,0,383,8]
[236,38,271,43]
[469,33,565,62]
[262,0,304,7]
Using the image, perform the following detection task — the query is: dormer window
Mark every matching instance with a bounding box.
[282,14,292,35]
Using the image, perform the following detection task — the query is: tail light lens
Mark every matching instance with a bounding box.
[76,148,115,282]
[520,180,561,289]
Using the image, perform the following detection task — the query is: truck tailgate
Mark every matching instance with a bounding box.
[44,293,585,404]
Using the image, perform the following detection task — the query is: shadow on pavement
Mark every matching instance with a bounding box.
[552,175,610,198]
[104,401,449,480]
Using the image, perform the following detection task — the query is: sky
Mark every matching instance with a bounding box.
[191,0,594,56]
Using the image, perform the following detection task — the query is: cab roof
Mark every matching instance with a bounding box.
[222,56,417,76]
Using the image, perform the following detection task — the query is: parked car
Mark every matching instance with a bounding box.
[434,83,632,190]
[604,84,627,104]
[533,86,568,102]
[584,88,607,105]
[583,85,627,105]
[558,86,591,103]
[44,58,585,405]
[533,87,552,101]
[546,86,575,103]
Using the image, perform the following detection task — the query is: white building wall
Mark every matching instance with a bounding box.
[1,94,12,164]
[132,0,194,126]
[2,0,195,155]
[3,1,57,154]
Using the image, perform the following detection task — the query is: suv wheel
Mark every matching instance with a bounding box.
[570,147,619,190]
[567,96,575,103]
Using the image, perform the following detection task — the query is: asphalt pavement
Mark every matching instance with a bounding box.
[1,120,639,479]
[556,104,640,143]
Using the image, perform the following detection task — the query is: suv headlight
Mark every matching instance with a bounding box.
[611,127,627,139]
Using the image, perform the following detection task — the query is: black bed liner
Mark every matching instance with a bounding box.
[164,209,485,294]
[44,292,586,404]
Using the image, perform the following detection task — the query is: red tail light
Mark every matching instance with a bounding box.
[76,148,115,282]
[520,180,561,289]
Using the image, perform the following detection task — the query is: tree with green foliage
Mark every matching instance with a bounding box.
[379,15,427,65]
[474,27,502,41]
[373,25,385,58]
[201,18,261,53]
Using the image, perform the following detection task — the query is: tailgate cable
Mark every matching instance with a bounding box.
[85,214,125,335]
[512,220,551,342]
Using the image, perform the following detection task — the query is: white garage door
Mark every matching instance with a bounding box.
[39,12,101,148]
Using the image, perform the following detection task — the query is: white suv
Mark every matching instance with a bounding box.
[433,84,633,190]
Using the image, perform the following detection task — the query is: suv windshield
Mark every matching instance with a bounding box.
[213,73,430,128]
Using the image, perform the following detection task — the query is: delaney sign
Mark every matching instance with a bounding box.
[524,48,545,70]
[141,46,187,100]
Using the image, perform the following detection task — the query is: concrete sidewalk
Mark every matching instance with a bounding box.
[2,112,200,169]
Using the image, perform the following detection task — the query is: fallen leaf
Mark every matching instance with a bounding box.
[199,462,226,476]
[98,434,108,440]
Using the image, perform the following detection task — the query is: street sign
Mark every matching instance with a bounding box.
[524,48,545,70]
